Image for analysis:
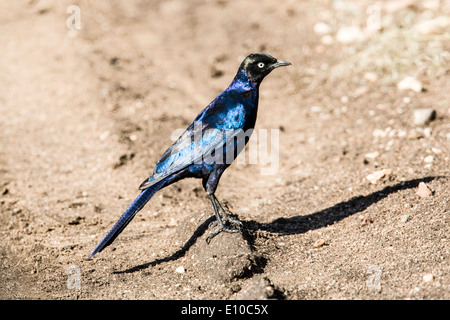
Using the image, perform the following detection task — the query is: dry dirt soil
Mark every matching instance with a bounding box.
[1,0,449,300]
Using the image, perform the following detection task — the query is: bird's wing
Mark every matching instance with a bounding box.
[139,121,243,190]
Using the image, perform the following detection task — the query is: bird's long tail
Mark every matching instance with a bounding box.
[88,180,166,258]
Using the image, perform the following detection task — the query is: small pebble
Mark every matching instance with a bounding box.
[336,26,365,44]
[423,273,434,283]
[416,182,432,198]
[313,239,326,248]
[431,147,442,154]
[372,128,387,138]
[423,127,432,138]
[364,72,378,83]
[400,215,410,223]
[310,105,323,113]
[175,266,185,274]
[413,108,436,126]
[360,216,373,226]
[364,151,379,159]
[313,22,332,35]
[366,169,394,184]
[407,129,422,140]
[397,77,422,93]
[424,155,434,164]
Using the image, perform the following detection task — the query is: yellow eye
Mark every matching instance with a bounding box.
[257,62,265,68]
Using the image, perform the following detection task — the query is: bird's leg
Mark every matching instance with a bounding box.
[211,194,242,228]
[206,194,242,243]
[209,194,225,228]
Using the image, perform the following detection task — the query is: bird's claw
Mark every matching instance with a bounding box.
[223,215,243,228]
[205,216,242,244]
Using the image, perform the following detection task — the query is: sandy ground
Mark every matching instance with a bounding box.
[1,0,449,300]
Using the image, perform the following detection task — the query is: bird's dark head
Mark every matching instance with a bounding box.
[240,53,291,83]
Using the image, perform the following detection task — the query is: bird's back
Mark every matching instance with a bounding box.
[141,69,260,189]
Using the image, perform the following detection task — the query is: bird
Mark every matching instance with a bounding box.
[88,53,291,258]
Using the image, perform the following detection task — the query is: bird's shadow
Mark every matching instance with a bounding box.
[114,216,215,274]
[114,176,440,274]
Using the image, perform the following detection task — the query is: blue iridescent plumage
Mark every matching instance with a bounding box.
[89,53,290,258]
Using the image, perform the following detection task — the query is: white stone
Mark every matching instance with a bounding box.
[364,72,378,83]
[313,22,332,35]
[413,108,436,125]
[397,77,422,93]
[423,273,434,283]
[175,266,185,274]
[424,155,434,163]
[336,26,366,43]
[366,169,393,184]
[364,151,379,159]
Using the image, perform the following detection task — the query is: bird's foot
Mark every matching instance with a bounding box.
[206,217,242,244]
[223,215,243,228]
